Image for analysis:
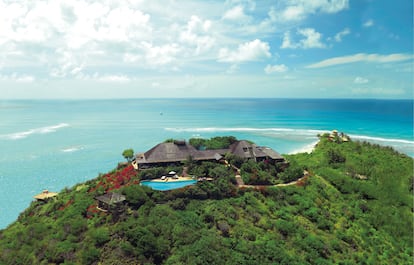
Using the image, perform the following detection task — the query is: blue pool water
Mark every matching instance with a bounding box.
[140,180,197,191]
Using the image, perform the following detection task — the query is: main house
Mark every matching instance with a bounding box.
[133,140,286,170]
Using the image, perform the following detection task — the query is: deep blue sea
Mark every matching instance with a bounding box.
[0,98,413,229]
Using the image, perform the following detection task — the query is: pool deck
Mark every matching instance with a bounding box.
[149,176,195,183]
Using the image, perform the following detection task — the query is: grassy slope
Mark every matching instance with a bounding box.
[0,137,412,265]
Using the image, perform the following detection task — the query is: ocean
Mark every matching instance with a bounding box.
[0,98,413,229]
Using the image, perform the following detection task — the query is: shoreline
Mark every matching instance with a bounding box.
[288,140,318,155]
[287,136,414,157]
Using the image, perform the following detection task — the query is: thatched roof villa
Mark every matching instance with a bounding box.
[133,140,285,170]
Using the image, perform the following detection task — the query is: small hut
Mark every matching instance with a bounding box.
[96,192,126,213]
[34,190,58,202]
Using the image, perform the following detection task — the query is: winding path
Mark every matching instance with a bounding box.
[235,168,309,189]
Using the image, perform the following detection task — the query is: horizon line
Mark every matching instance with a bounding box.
[0,97,413,101]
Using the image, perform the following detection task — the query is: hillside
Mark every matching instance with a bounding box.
[0,135,412,265]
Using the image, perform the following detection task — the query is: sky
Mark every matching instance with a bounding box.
[0,0,413,99]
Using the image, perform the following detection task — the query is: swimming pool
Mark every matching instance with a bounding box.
[140,180,197,191]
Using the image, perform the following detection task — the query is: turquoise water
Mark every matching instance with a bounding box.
[0,99,413,229]
[140,180,197,191]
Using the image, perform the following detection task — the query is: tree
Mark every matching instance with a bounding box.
[121,185,149,209]
[278,160,303,182]
[327,148,346,165]
[189,138,206,150]
[122,148,134,162]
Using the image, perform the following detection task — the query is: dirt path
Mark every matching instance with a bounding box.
[235,174,245,186]
[236,170,309,189]
[274,174,308,187]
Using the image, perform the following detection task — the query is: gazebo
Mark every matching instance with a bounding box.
[34,190,58,202]
[95,192,126,213]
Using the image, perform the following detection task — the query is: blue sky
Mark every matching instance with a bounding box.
[0,0,412,99]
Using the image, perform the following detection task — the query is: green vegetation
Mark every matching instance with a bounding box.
[0,135,412,265]
[122,149,134,162]
[189,136,237,150]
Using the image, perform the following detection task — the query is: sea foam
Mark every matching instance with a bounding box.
[0,123,69,140]
[165,127,327,135]
[349,134,414,145]
[165,127,414,155]
[61,146,83,153]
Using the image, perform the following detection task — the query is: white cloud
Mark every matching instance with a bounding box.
[15,75,35,83]
[222,5,251,22]
[281,31,297,49]
[151,82,160,87]
[318,0,349,13]
[260,1,349,35]
[279,0,349,21]
[354,76,369,84]
[0,0,157,78]
[70,65,84,75]
[50,48,84,78]
[179,16,215,55]
[307,53,414,68]
[299,28,326,49]
[140,42,181,67]
[226,64,240,74]
[218,39,271,63]
[65,3,152,48]
[363,19,374,28]
[334,28,350,42]
[225,0,256,11]
[264,64,288,74]
[0,1,154,47]
[76,73,131,83]
[352,87,405,96]
[0,2,60,44]
[123,53,142,63]
[0,74,35,83]
[0,0,411,101]
[281,5,306,21]
[97,75,130,83]
[123,42,181,68]
[281,28,326,49]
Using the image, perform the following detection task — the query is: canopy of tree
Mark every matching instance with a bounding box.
[122,149,134,162]
[189,136,237,150]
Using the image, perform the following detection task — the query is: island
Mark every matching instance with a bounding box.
[0,134,412,265]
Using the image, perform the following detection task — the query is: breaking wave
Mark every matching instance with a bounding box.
[165,127,413,155]
[165,127,327,136]
[61,146,83,153]
[349,134,414,145]
[0,123,69,140]
[166,127,413,142]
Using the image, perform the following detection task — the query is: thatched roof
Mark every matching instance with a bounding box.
[229,140,284,161]
[137,142,227,164]
[137,140,284,165]
[230,140,256,159]
[96,192,126,205]
[34,190,58,201]
[138,142,198,164]
[257,146,284,161]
